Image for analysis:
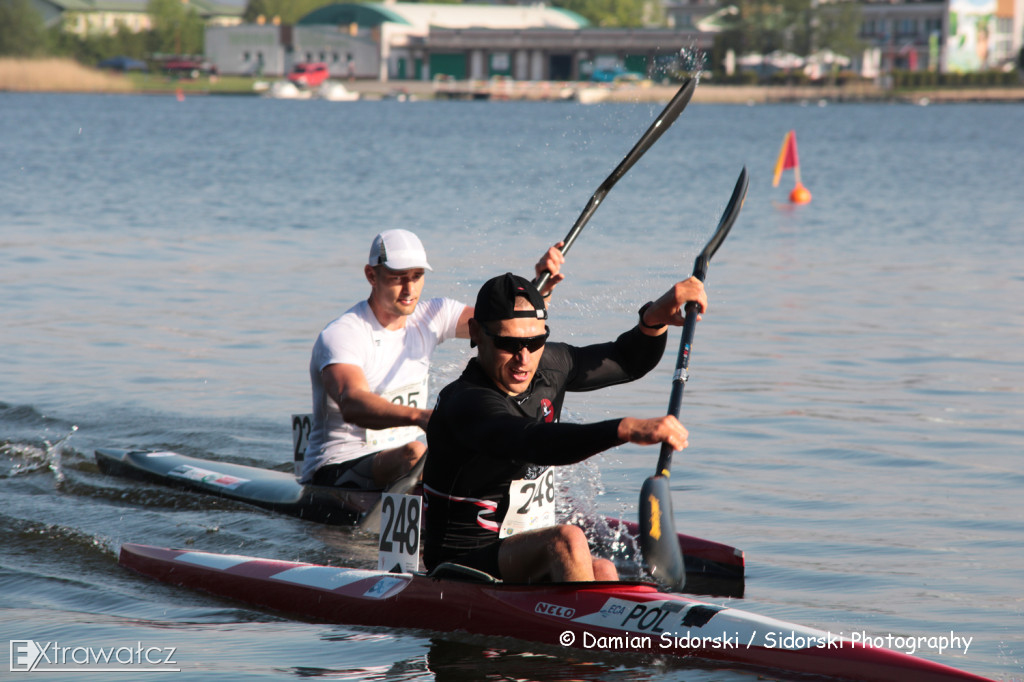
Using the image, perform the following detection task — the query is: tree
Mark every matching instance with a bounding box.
[242,0,327,25]
[814,1,864,58]
[147,0,204,55]
[720,0,812,55]
[717,0,862,58]
[552,0,655,28]
[0,0,48,56]
[50,21,151,64]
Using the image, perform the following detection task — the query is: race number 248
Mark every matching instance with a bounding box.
[500,467,556,537]
[378,493,420,573]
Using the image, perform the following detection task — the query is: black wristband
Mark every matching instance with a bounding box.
[638,301,665,330]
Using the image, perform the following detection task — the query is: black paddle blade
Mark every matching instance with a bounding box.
[533,78,697,291]
[639,474,685,588]
[694,166,749,281]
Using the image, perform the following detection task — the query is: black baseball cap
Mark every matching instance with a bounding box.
[473,273,548,324]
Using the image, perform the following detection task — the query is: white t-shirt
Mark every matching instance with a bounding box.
[301,297,464,482]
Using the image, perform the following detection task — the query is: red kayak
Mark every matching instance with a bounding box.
[120,544,991,682]
[96,447,745,596]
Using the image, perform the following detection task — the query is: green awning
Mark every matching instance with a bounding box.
[298,3,412,28]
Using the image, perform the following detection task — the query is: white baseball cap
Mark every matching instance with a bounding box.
[368,229,432,271]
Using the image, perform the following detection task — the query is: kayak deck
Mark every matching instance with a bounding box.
[119,543,991,682]
[95,448,376,524]
[95,447,745,597]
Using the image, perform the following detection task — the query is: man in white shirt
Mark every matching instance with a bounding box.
[302,229,564,490]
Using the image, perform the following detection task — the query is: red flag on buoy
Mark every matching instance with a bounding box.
[773,130,811,204]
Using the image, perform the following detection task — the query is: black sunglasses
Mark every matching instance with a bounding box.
[481,325,550,354]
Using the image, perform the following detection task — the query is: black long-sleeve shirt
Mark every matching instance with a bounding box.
[422,325,667,569]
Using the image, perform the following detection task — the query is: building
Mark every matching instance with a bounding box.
[204,2,712,81]
[204,23,379,78]
[31,0,243,36]
[665,0,1022,73]
[858,0,1022,73]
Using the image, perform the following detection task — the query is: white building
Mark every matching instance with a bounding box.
[205,2,712,81]
[31,0,242,36]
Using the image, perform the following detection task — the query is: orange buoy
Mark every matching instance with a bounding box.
[789,182,812,204]
[773,130,812,205]
[176,88,185,102]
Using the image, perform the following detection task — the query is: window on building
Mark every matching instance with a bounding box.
[897,18,918,36]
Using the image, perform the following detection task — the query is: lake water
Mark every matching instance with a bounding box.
[1,91,1021,681]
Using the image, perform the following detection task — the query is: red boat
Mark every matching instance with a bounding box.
[120,544,991,682]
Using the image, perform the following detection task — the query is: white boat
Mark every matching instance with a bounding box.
[575,86,610,105]
[318,81,360,101]
[264,81,312,99]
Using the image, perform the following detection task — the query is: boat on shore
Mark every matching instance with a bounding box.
[259,80,360,100]
[119,543,992,682]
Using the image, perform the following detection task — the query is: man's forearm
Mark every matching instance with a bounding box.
[339,389,429,430]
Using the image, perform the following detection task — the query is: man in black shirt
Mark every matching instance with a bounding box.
[423,272,707,583]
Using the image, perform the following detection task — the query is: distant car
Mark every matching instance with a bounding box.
[590,67,645,83]
[163,57,212,79]
[288,62,330,88]
[97,56,148,72]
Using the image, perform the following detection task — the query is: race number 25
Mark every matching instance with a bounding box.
[387,388,422,408]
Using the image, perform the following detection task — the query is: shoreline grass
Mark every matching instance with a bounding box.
[3,57,1021,103]
[0,58,134,93]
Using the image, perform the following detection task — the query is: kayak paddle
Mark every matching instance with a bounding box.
[534,78,697,290]
[359,84,697,530]
[639,167,749,589]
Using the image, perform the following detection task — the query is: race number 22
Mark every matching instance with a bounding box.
[291,413,312,476]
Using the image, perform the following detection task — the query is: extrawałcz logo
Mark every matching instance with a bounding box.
[10,640,180,673]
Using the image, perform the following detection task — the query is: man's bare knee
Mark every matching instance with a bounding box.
[409,440,426,457]
[593,558,618,581]
[546,525,594,581]
[403,441,426,470]
[373,441,426,486]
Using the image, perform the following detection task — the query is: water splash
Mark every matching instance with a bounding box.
[557,458,647,578]
[0,424,77,480]
[0,442,49,478]
[44,424,78,485]
[679,46,709,85]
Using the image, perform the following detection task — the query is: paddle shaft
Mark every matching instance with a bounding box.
[533,78,697,290]
[656,167,748,474]
[639,167,749,588]
[654,301,699,475]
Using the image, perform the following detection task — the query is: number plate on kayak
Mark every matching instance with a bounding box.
[378,493,421,573]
